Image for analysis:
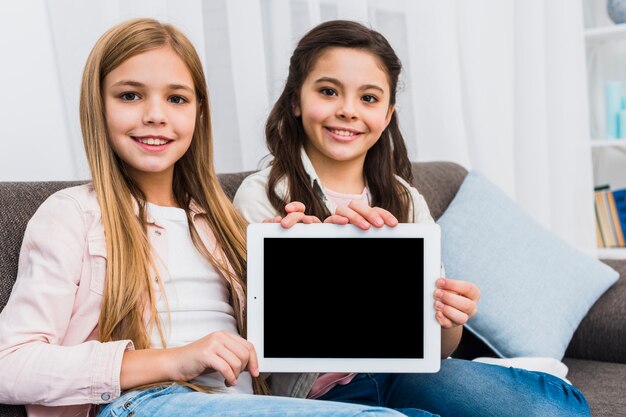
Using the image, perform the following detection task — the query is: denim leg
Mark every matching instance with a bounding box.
[319,374,439,417]
[97,384,407,417]
[376,359,590,417]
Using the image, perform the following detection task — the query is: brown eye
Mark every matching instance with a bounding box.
[169,95,187,104]
[362,95,377,103]
[320,88,337,96]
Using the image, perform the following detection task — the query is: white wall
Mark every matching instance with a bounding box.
[0,0,270,181]
[0,0,595,255]
[0,0,79,180]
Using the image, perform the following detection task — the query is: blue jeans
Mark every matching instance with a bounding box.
[318,359,590,417]
[97,384,409,417]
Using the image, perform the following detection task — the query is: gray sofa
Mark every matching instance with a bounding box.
[0,161,624,417]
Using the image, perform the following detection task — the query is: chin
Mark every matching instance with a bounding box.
[327,152,361,163]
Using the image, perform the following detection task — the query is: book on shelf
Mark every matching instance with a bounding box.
[595,199,606,248]
[595,184,610,248]
[612,188,626,245]
[593,186,626,248]
[595,190,617,247]
[604,190,626,248]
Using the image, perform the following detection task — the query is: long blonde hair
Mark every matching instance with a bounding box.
[79,18,266,394]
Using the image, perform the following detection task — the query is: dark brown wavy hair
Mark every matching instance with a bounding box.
[265,19,413,221]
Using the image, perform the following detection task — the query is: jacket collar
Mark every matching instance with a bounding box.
[300,147,329,206]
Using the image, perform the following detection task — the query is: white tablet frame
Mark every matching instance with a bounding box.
[247,223,441,373]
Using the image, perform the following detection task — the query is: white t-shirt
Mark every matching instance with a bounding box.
[147,203,253,394]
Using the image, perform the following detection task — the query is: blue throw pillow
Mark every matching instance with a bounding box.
[437,171,619,359]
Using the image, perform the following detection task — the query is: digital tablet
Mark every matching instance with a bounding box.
[246,223,441,373]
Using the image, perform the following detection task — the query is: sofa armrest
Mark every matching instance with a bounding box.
[565,259,626,364]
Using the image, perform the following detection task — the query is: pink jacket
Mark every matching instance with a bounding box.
[0,184,246,417]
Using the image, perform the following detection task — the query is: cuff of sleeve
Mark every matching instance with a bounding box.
[91,340,134,404]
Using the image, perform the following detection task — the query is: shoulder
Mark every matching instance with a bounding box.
[27,183,101,243]
[234,168,271,207]
[35,183,100,219]
[57,183,100,207]
[393,175,434,224]
[236,168,271,192]
[21,184,102,276]
[233,167,284,223]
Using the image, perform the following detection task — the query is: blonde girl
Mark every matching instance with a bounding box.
[0,18,407,417]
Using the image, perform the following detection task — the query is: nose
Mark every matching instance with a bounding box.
[142,98,166,125]
[336,98,358,120]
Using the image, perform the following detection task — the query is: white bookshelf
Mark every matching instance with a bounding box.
[590,138,626,148]
[585,23,626,42]
[585,5,626,258]
[597,247,626,259]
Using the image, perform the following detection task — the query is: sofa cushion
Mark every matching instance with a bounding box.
[564,358,626,417]
[436,171,619,359]
[566,259,626,364]
[411,161,467,221]
[219,171,256,201]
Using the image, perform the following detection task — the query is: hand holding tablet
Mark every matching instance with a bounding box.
[246,223,441,373]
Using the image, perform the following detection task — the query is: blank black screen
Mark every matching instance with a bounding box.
[263,237,424,359]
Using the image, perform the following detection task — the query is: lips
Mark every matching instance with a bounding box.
[325,127,362,142]
[131,135,173,151]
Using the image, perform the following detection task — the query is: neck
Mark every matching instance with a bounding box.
[306,151,366,194]
[131,170,179,208]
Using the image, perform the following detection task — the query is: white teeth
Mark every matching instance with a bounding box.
[137,137,168,145]
[330,129,356,137]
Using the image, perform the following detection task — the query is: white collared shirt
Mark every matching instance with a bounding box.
[233,147,434,225]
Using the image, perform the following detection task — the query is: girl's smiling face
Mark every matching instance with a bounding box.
[295,47,394,172]
[103,46,197,184]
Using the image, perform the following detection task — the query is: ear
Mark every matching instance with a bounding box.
[293,103,301,117]
[384,105,395,127]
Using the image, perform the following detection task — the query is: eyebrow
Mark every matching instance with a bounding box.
[110,80,194,94]
[313,76,385,94]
